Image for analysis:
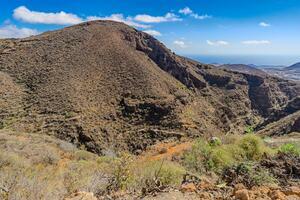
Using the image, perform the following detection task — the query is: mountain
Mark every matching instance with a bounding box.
[219,64,268,77]
[0,20,299,154]
[285,62,300,71]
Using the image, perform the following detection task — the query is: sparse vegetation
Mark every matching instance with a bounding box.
[279,143,300,156]
[131,160,186,191]
[222,162,277,187]
[182,134,273,174]
[0,129,299,199]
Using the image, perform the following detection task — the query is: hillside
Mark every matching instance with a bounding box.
[0,20,299,154]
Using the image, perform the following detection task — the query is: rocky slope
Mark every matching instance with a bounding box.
[0,20,299,154]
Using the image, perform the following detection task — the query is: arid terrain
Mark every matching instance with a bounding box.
[0,21,299,199]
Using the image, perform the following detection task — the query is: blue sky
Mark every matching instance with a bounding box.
[1,0,300,64]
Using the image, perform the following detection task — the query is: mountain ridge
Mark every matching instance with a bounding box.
[0,20,299,154]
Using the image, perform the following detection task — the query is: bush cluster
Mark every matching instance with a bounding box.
[182,134,273,174]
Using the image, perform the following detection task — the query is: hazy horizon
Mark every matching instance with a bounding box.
[186,54,300,66]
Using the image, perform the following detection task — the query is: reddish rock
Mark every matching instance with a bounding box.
[180,183,197,193]
[269,190,286,200]
[283,186,300,197]
[235,189,250,200]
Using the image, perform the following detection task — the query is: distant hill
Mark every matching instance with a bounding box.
[285,62,300,71]
[219,64,268,76]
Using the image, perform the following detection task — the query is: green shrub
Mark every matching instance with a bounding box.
[209,137,222,147]
[182,138,236,173]
[279,143,300,156]
[252,167,277,186]
[238,134,267,160]
[182,138,212,173]
[132,160,186,190]
[222,162,277,187]
[245,126,254,134]
[183,135,273,174]
[211,147,235,172]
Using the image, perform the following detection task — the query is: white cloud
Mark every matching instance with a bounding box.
[242,40,271,45]
[178,7,211,20]
[259,22,271,27]
[207,40,229,46]
[87,14,150,29]
[13,6,83,25]
[134,13,181,23]
[173,40,187,48]
[191,14,211,20]
[13,6,183,29]
[0,25,38,39]
[143,29,162,36]
[179,7,193,15]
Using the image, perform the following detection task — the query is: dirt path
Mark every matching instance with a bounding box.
[139,141,192,161]
[264,132,300,147]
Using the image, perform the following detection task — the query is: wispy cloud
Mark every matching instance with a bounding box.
[179,7,211,20]
[259,22,271,27]
[207,40,229,46]
[0,24,38,38]
[13,6,83,25]
[143,29,162,36]
[87,14,150,29]
[173,40,187,48]
[134,13,181,23]
[179,7,193,15]
[242,40,271,45]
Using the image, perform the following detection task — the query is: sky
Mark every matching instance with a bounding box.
[0,0,300,65]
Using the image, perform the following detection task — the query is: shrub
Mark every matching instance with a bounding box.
[222,162,277,187]
[279,143,300,156]
[237,134,268,160]
[182,138,212,173]
[182,138,236,173]
[245,126,254,134]
[94,154,137,193]
[74,150,96,161]
[183,135,273,174]
[209,137,222,147]
[132,160,186,190]
[210,147,235,172]
[40,149,60,165]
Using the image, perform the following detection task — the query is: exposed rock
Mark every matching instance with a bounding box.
[269,190,286,200]
[180,183,197,193]
[235,189,250,200]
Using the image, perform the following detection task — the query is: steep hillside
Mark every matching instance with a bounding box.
[0,20,299,154]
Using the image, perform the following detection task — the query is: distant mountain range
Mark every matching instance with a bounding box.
[219,64,268,76]
[218,62,300,81]
[285,62,300,71]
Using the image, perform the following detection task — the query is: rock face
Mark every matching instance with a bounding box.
[0,20,299,153]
